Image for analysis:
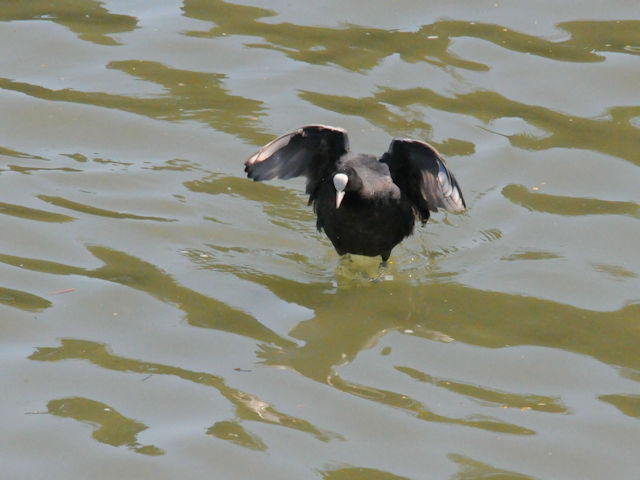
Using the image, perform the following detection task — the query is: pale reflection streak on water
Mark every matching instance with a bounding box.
[1,0,640,479]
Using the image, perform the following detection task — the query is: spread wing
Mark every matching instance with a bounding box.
[245,125,349,197]
[382,139,466,223]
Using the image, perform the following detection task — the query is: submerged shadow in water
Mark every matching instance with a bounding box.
[448,453,534,480]
[47,396,164,455]
[0,286,51,312]
[31,338,336,445]
[301,88,640,166]
[320,466,412,480]
[191,252,640,433]
[0,60,272,146]
[188,252,638,435]
[0,246,294,348]
[37,195,177,222]
[0,0,138,45]
[182,1,640,71]
[502,184,640,218]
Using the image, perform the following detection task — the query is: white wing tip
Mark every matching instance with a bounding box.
[437,164,465,211]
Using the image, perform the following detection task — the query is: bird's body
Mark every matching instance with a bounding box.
[245,125,466,262]
[314,154,414,260]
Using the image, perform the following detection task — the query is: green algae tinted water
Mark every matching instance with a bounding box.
[1,1,639,478]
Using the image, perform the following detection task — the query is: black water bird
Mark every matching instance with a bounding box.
[245,125,466,262]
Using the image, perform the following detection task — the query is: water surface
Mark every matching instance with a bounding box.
[1,1,639,479]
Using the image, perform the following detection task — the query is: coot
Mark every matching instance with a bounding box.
[245,125,466,262]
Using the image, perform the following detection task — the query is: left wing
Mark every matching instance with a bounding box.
[382,139,466,223]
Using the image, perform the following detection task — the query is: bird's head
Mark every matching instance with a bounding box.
[332,167,361,208]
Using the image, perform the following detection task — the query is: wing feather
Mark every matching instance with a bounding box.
[382,139,466,223]
[245,125,349,195]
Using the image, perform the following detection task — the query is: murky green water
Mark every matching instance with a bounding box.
[2,1,639,479]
